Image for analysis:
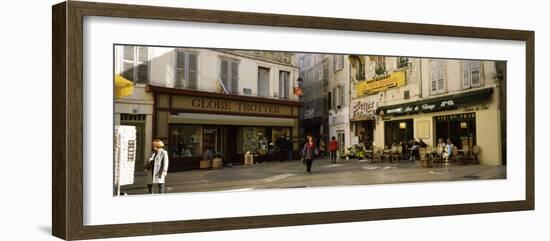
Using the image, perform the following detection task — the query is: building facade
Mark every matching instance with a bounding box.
[327,54,351,152]
[115,46,301,171]
[350,56,505,166]
[298,54,330,147]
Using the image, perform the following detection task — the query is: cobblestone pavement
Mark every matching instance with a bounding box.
[121,157,506,195]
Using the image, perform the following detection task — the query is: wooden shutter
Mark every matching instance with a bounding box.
[339,84,345,107]
[230,61,239,94]
[471,61,481,87]
[136,47,149,84]
[188,53,198,89]
[463,61,471,89]
[175,50,185,88]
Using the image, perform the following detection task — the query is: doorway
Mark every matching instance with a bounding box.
[384,119,414,147]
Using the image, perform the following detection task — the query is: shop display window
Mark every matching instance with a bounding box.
[170,125,202,158]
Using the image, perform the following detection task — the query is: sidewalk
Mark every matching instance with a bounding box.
[121,156,506,195]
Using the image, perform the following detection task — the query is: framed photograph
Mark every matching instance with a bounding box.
[52,1,534,240]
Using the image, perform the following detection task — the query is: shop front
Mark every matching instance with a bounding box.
[375,87,504,166]
[350,97,377,149]
[147,85,301,171]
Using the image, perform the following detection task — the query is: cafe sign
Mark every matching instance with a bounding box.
[356,70,406,96]
[351,99,377,120]
[377,87,493,116]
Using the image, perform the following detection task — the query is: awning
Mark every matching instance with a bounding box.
[376,87,494,116]
[169,113,297,126]
[115,75,134,99]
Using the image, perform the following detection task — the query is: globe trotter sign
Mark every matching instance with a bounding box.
[171,95,295,117]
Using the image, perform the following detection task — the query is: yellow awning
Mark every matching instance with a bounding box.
[115,75,134,98]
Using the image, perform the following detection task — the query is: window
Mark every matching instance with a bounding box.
[175,50,198,89]
[373,56,386,75]
[258,67,270,97]
[462,60,482,89]
[430,59,446,94]
[334,55,344,72]
[220,58,239,94]
[169,125,202,158]
[279,71,290,99]
[398,57,409,68]
[121,46,149,84]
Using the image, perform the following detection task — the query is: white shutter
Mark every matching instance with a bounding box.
[279,71,289,99]
[258,67,270,97]
[122,46,135,81]
[230,61,239,94]
[188,53,198,89]
[136,47,149,84]
[430,60,437,92]
[175,50,185,88]
[437,61,445,92]
[220,59,229,93]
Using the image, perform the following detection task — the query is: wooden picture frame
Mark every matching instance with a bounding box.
[52,1,534,240]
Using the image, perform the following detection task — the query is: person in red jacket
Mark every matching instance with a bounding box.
[329,136,339,164]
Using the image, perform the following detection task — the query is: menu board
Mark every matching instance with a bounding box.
[114,125,137,189]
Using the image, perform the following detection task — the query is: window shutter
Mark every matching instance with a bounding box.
[230,61,239,94]
[220,59,229,93]
[463,61,471,89]
[258,67,269,97]
[332,87,337,110]
[471,61,481,87]
[188,53,198,89]
[175,51,185,88]
[430,61,437,92]
[438,62,445,92]
[340,84,345,107]
[136,47,149,84]
[279,71,289,99]
[122,46,135,81]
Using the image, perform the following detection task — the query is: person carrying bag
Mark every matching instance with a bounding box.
[302,135,318,173]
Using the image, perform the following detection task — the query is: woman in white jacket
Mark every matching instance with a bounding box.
[145,139,169,194]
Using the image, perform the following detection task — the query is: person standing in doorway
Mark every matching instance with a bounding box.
[285,134,293,161]
[145,139,169,194]
[302,135,318,173]
[329,136,339,164]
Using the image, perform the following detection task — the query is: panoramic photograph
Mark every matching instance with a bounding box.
[113,45,507,195]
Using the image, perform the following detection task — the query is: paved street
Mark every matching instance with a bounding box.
[121,157,506,195]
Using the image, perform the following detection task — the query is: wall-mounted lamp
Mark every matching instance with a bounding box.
[460,122,468,129]
[399,122,406,129]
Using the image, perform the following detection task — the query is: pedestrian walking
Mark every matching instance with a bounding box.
[329,136,339,164]
[302,135,318,173]
[144,139,169,194]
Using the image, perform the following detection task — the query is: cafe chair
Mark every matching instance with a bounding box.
[372,146,382,163]
[451,146,464,165]
[380,147,391,163]
[391,146,402,163]
[471,145,480,164]
[419,147,428,167]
